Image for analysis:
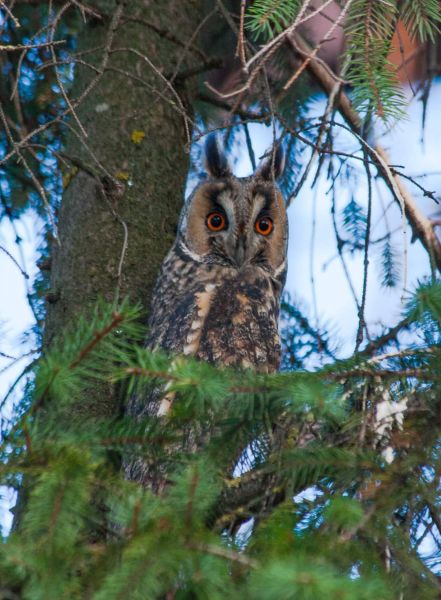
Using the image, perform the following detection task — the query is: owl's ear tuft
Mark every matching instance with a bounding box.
[257,143,285,181]
[205,134,231,178]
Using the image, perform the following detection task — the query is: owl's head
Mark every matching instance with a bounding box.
[177,135,288,285]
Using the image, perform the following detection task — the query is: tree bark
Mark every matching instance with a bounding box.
[44,0,206,417]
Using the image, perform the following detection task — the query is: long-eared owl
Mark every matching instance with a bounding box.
[148,135,288,377]
[126,136,288,487]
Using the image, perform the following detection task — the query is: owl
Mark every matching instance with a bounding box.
[126,135,288,488]
[147,135,288,375]
[148,135,288,372]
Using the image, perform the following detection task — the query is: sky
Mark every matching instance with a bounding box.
[1,82,441,535]
[0,211,41,534]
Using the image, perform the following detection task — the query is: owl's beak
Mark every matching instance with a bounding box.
[233,238,246,267]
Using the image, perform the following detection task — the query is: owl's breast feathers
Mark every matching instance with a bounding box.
[148,246,282,373]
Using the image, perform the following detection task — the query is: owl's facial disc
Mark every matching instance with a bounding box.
[182,178,287,279]
[177,135,288,287]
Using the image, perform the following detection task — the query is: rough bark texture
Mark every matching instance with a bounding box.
[44,0,206,417]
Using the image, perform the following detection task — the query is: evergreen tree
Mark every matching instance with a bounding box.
[1,1,441,598]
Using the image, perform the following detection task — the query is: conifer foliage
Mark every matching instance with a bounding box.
[0,286,440,598]
[1,1,441,599]
[247,0,441,119]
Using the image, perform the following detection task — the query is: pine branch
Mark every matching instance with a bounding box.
[69,311,124,370]
[401,0,441,42]
[344,0,403,119]
[187,541,259,568]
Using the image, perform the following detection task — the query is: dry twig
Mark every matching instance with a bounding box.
[287,33,441,275]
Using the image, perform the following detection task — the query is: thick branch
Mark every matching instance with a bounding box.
[288,33,441,273]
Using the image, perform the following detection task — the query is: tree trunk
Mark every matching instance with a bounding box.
[44,0,205,418]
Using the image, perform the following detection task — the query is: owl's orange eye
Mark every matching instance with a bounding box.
[255,216,273,236]
[206,212,226,232]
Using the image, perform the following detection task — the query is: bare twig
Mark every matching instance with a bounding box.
[121,14,208,62]
[246,0,313,71]
[169,8,217,85]
[360,317,412,357]
[236,0,247,71]
[355,145,373,351]
[0,243,29,279]
[283,0,352,91]
[2,0,127,168]
[0,40,65,51]
[367,345,436,364]
[0,100,58,237]
[187,541,259,569]
[110,46,192,145]
[287,33,441,275]
[0,0,20,28]
[48,1,88,138]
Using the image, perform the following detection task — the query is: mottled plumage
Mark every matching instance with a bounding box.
[147,137,288,372]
